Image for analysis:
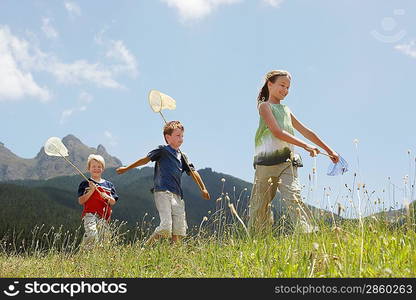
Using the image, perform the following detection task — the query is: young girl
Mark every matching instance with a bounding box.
[78,154,118,246]
[248,70,339,234]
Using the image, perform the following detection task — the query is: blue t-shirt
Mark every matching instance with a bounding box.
[147,145,194,198]
[77,178,119,200]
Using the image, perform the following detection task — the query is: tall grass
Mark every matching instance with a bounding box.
[0,217,414,277]
[0,178,414,278]
[1,144,415,278]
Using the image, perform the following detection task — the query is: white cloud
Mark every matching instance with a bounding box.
[47,59,123,88]
[41,18,59,39]
[262,0,284,8]
[106,40,138,76]
[60,109,74,123]
[94,29,139,78]
[395,40,416,58]
[0,26,139,102]
[0,26,51,102]
[161,0,241,21]
[64,1,81,18]
[104,130,117,147]
[60,91,93,124]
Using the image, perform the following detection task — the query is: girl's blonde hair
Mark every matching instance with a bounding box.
[87,154,105,170]
[257,70,292,105]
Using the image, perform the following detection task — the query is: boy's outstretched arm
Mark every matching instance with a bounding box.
[190,170,210,200]
[116,156,151,174]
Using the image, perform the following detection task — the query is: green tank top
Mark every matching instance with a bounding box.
[253,102,295,166]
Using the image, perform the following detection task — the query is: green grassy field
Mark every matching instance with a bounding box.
[1,216,414,278]
[1,162,415,278]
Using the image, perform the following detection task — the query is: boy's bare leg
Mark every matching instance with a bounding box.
[145,233,163,246]
[171,235,182,243]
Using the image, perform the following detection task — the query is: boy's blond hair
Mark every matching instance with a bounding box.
[163,121,184,143]
[87,154,105,170]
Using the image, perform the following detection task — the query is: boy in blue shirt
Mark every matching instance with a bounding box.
[116,121,210,244]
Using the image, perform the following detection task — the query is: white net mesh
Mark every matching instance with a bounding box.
[44,137,69,157]
[148,90,176,113]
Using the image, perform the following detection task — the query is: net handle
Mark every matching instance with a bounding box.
[50,142,102,193]
[60,154,89,182]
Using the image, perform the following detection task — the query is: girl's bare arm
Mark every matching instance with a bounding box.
[291,112,339,163]
[259,102,318,156]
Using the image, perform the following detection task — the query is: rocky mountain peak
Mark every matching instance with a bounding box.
[0,135,122,181]
[97,144,107,154]
[62,134,83,145]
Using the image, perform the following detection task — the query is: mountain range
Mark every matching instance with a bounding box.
[0,135,121,181]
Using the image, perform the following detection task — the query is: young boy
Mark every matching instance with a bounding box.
[116,121,210,245]
[78,154,119,246]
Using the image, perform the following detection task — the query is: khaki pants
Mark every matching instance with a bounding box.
[152,191,187,237]
[81,213,110,247]
[248,162,316,234]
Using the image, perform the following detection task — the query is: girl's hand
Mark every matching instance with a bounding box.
[304,145,319,157]
[327,149,340,163]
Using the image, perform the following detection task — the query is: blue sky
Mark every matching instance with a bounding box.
[1,0,415,216]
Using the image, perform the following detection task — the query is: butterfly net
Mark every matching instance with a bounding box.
[148,90,176,113]
[44,137,69,157]
[327,156,348,176]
